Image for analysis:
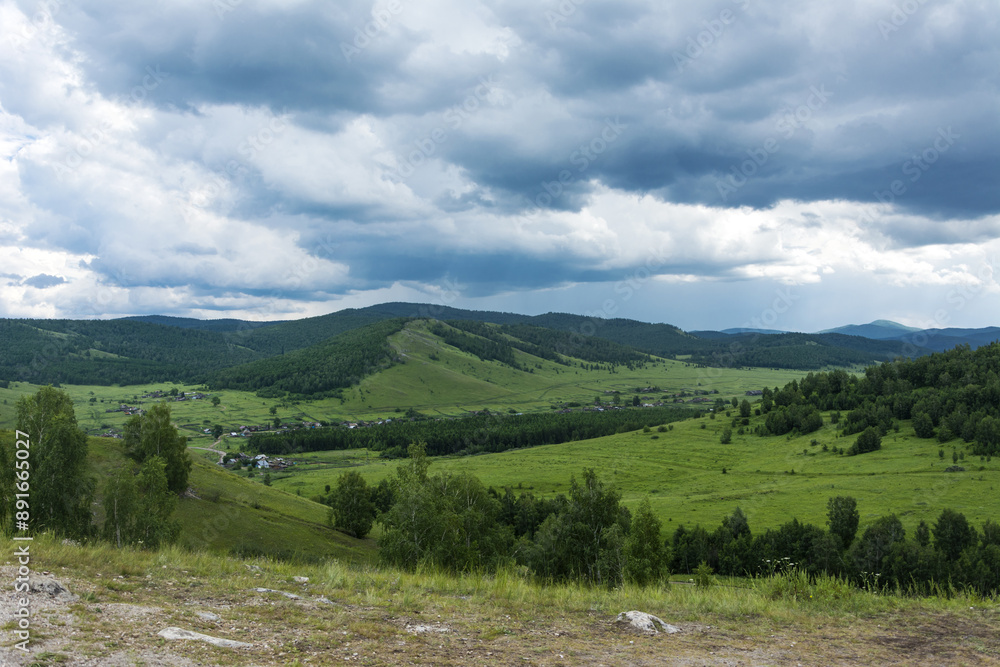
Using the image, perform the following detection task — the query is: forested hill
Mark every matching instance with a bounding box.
[209,318,657,398]
[0,303,946,387]
[208,319,410,398]
[120,315,283,332]
[763,342,1000,454]
[513,315,925,369]
[682,331,926,369]
[344,305,927,368]
[0,319,260,385]
[433,320,652,369]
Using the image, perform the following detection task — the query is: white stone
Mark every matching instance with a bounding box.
[252,588,301,600]
[158,627,250,649]
[616,611,680,634]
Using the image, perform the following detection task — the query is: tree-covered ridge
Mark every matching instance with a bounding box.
[431,320,653,370]
[208,318,409,398]
[227,308,403,356]
[0,304,951,389]
[761,342,1000,455]
[498,322,652,367]
[0,319,261,385]
[685,332,921,369]
[247,405,693,457]
[121,315,283,333]
[516,314,928,369]
[428,321,522,369]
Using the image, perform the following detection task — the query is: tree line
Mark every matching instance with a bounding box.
[247,406,693,457]
[321,445,1000,595]
[755,342,1000,455]
[0,387,192,550]
[0,319,262,386]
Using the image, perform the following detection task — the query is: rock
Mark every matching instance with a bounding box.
[196,611,221,622]
[294,576,309,583]
[29,575,79,603]
[252,588,301,600]
[406,624,451,634]
[158,627,250,649]
[315,596,336,605]
[616,611,680,634]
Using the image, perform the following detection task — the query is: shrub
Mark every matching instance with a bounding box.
[694,561,714,587]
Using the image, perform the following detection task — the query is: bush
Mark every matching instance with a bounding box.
[694,561,714,587]
[848,427,881,456]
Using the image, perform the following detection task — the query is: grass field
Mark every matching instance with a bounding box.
[269,408,998,538]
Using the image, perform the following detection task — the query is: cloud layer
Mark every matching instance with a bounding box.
[1,0,998,329]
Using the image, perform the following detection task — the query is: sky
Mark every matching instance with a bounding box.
[1,0,999,332]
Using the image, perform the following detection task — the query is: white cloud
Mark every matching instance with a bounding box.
[0,0,997,327]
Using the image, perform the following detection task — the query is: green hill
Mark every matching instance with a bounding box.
[208,319,410,398]
[0,304,941,392]
[121,314,284,333]
[0,319,261,385]
[0,428,374,563]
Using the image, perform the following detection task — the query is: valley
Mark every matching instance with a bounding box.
[3,305,1000,665]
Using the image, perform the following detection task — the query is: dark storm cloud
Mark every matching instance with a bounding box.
[3,0,999,323]
[35,0,1000,224]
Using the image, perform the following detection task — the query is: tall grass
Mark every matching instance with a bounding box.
[26,532,987,632]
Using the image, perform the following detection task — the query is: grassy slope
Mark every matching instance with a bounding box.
[270,409,999,538]
[5,432,376,564]
[335,319,805,417]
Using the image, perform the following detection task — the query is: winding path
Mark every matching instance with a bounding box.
[189,438,227,465]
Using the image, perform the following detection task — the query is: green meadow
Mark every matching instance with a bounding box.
[0,318,808,437]
[270,408,998,538]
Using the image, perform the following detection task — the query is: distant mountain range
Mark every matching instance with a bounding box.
[1,307,996,389]
[691,319,999,353]
[816,320,923,339]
